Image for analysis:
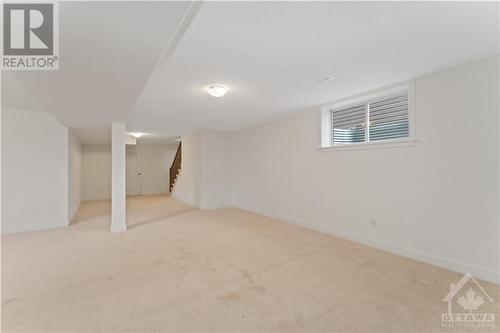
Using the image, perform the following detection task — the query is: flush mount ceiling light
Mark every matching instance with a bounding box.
[129,133,144,138]
[206,84,229,97]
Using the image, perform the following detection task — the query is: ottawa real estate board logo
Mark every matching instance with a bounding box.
[442,272,496,329]
[2,2,59,70]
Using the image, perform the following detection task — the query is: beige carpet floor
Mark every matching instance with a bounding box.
[2,195,499,332]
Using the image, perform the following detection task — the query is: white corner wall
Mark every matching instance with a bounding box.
[231,56,500,283]
[199,130,232,209]
[172,131,203,207]
[1,108,69,234]
[137,143,178,195]
[172,130,232,208]
[68,129,82,221]
[82,145,112,201]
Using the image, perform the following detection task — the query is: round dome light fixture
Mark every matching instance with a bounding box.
[206,84,229,98]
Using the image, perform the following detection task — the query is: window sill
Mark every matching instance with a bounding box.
[318,139,417,152]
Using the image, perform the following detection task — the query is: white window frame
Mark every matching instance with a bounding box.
[320,80,416,151]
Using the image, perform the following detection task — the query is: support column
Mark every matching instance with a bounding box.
[111,123,127,233]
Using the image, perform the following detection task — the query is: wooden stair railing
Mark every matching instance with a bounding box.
[169,142,182,192]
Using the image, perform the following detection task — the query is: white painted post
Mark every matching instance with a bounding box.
[111,123,127,233]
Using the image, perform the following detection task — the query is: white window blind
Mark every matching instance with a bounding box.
[331,92,409,145]
[332,104,366,144]
[368,94,409,141]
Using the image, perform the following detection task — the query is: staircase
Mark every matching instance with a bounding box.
[169,142,182,192]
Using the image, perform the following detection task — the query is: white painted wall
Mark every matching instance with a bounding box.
[82,142,176,201]
[172,130,232,208]
[199,130,232,209]
[231,56,500,283]
[137,143,177,195]
[172,131,203,207]
[82,145,112,201]
[1,108,69,233]
[68,129,82,221]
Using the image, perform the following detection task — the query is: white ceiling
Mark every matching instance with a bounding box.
[2,1,499,144]
[72,125,111,146]
[2,1,192,130]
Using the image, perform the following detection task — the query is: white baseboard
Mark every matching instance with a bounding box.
[1,222,67,235]
[68,201,81,226]
[171,192,231,210]
[232,203,500,284]
[200,203,231,210]
[111,224,127,233]
[171,192,198,208]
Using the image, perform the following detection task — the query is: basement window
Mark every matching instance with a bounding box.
[320,82,415,150]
